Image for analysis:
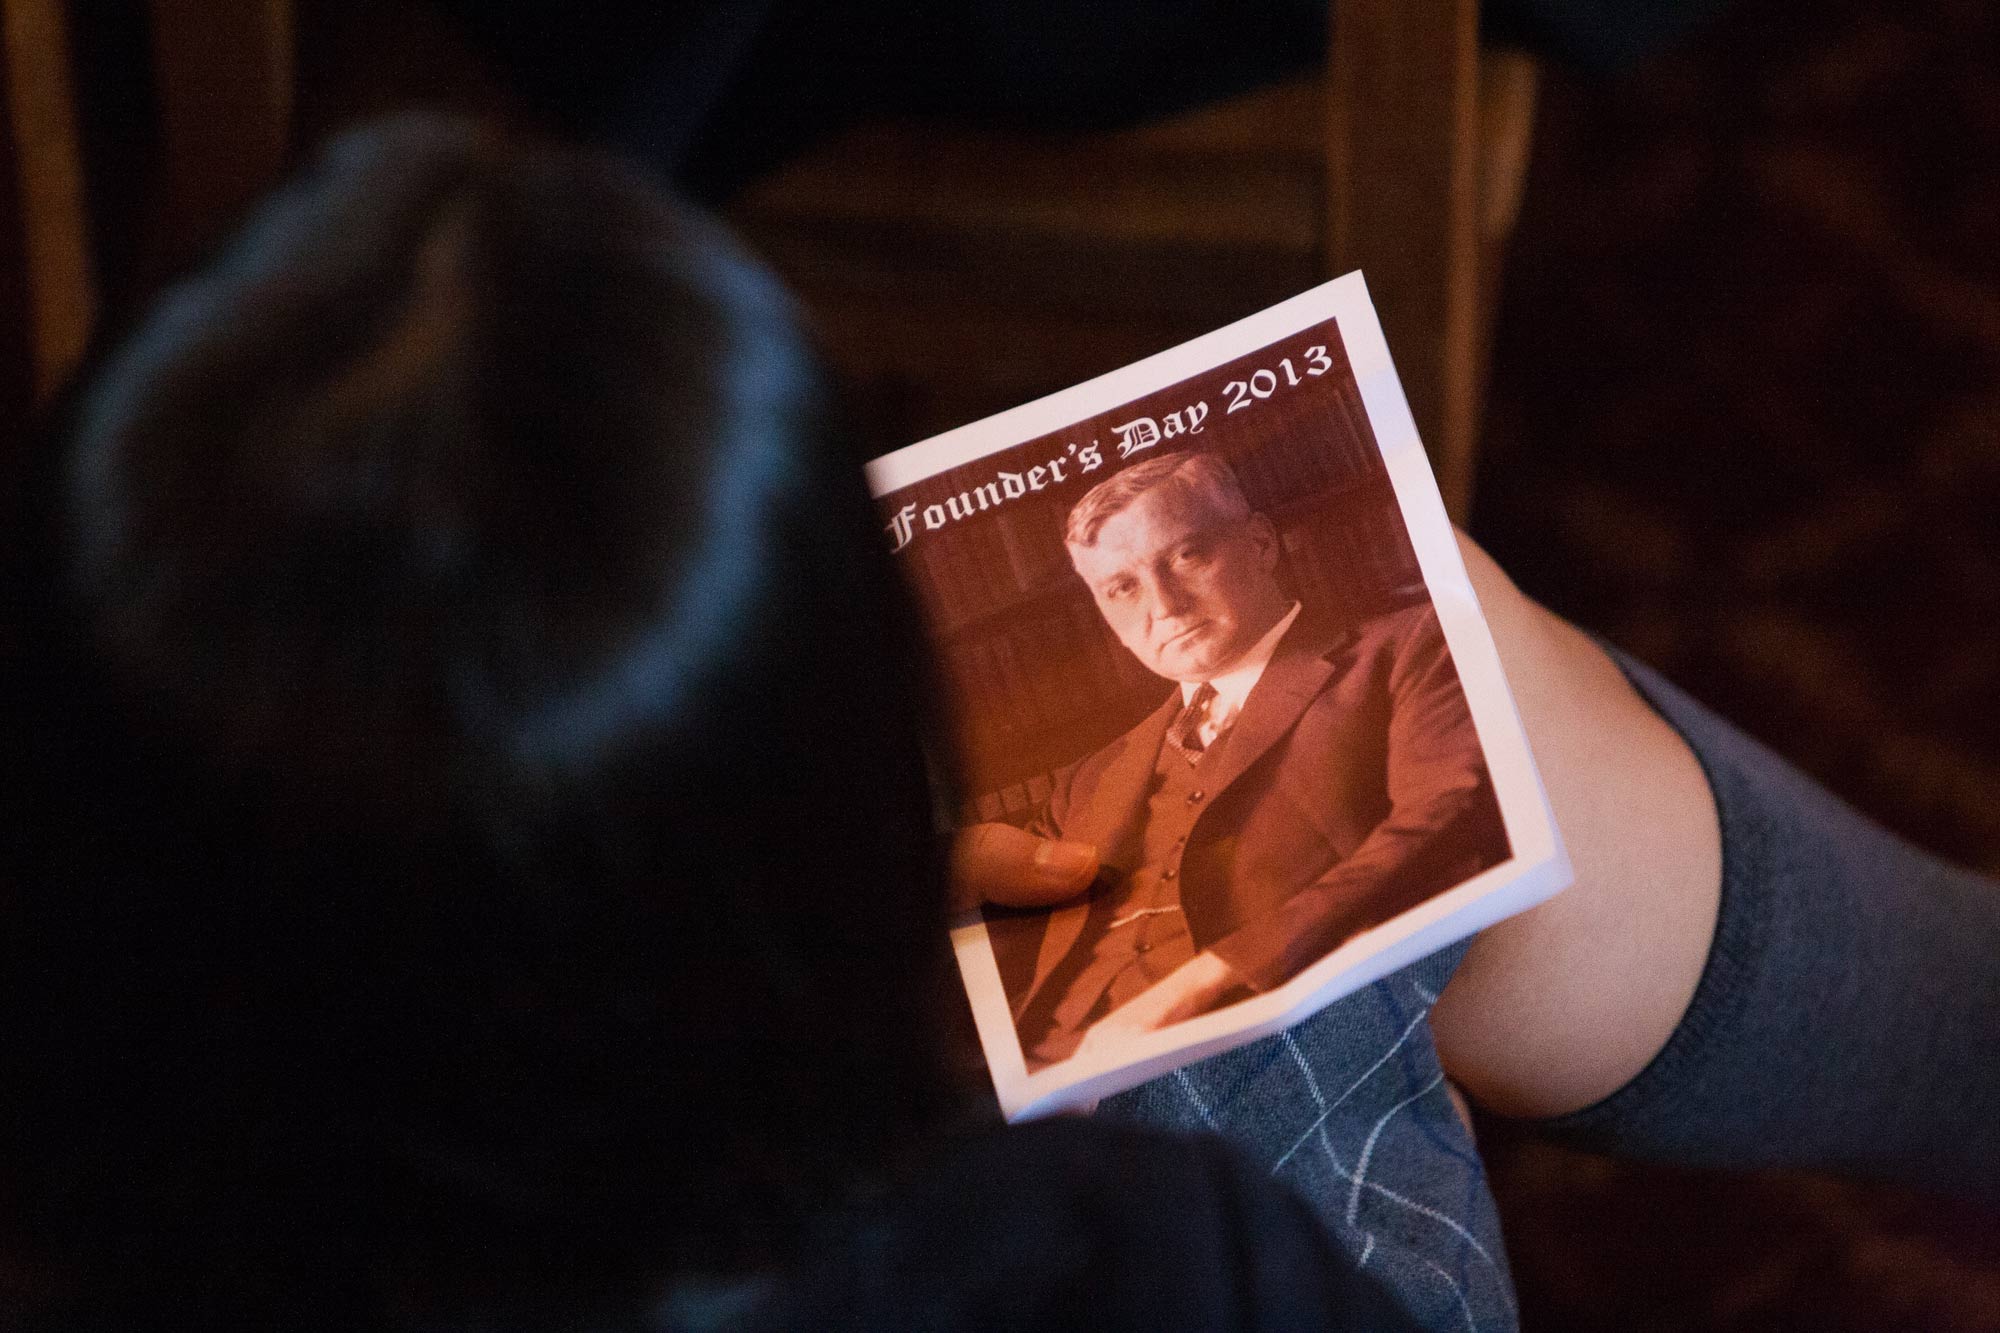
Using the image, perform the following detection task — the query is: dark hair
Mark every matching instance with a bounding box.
[0,117,957,1328]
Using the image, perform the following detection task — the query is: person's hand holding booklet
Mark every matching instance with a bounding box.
[948,823,1100,913]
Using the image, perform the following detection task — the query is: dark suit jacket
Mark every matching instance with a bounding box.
[1005,602,1508,1030]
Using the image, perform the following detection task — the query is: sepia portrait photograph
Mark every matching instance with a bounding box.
[869,278,1565,1116]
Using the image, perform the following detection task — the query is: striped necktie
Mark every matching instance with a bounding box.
[1166,682,1219,765]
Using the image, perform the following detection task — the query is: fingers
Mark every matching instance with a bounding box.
[948,822,1099,912]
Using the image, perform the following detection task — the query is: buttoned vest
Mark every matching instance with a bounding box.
[1029,727,1234,1061]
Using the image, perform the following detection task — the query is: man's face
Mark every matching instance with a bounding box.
[1068,486,1287,683]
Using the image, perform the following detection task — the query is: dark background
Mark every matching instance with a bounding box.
[1472,3,2000,1326]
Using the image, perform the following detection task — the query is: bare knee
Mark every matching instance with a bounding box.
[1429,533,1721,1118]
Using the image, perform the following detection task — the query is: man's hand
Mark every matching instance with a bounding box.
[1072,951,1242,1061]
[948,823,1099,913]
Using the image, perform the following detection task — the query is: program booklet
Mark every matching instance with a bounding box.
[865,275,1569,1120]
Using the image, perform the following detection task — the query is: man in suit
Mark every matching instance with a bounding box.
[996,451,1508,1068]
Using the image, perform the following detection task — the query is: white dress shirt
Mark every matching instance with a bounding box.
[1179,601,1302,748]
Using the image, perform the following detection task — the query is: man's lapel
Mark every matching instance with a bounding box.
[1054,690,1182,863]
[1016,691,1181,1023]
[1196,615,1358,799]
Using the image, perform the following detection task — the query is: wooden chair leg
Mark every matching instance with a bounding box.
[3,0,96,408]
[1325,0,1483,523]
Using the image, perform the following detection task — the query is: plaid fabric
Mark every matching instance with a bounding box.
[1102,942,1516,1331]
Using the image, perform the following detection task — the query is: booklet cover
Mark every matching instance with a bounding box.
[865,274,1569,1120]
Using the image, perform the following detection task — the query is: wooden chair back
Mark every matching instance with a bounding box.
[7,1,1532,518]
[730,0,1537,521]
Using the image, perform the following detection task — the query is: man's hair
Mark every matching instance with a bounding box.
[0,116,955,1329]
[1063,450,1253,547]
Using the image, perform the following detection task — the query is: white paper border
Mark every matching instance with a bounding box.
[871,274,1570,1120]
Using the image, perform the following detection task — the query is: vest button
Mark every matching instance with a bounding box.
[1187,790,1204,803]
[1161,867,1176,880]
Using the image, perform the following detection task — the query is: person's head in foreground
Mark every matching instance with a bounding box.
[0,115,956,1329]
[1063,452,1290,685]
[0,118,1416,1333]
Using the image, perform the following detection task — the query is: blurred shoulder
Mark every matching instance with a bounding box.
[729,1119,1417,1332]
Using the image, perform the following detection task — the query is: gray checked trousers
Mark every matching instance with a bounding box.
[1104,649,2000,1332]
